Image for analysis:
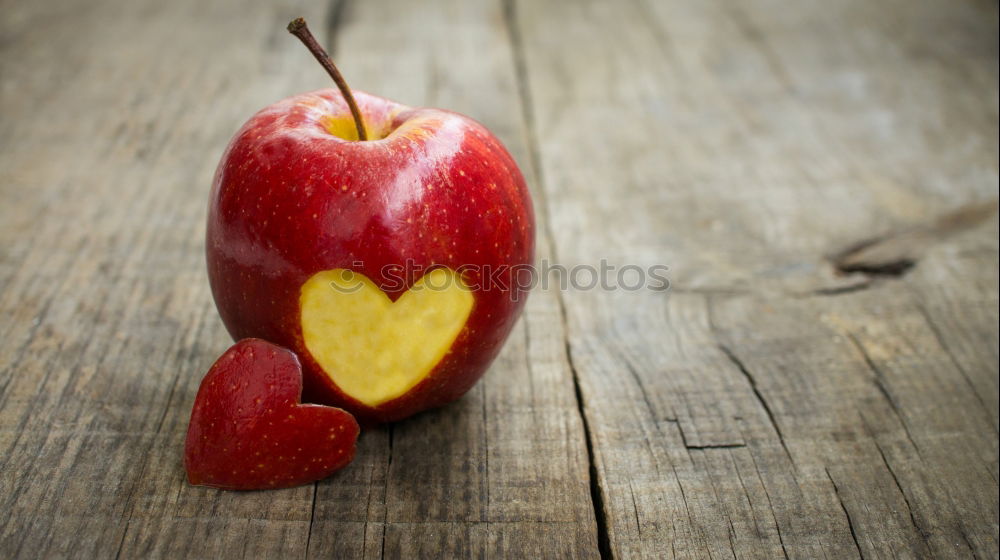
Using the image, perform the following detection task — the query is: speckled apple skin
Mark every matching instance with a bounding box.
[184,339,359,490]
[206,90,535,423]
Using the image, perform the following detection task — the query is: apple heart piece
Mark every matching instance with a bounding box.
[184,338,359,490]
[205,20,535,423]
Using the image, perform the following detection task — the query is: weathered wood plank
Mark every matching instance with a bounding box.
[0,0,329,557]
[511,0,998,557]
[0,0,598,558]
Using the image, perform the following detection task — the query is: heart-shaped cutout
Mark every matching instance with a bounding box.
[300,267,474,407]
[184,338,359,490]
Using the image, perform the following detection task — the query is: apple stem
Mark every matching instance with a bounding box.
[287,17,368,141]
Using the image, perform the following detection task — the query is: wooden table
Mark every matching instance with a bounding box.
[2,0,997,557]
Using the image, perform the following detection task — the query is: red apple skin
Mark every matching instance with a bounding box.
[206,89,535,423]
[184,338,359,490]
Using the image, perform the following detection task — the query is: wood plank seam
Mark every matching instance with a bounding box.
[502,0,613,557]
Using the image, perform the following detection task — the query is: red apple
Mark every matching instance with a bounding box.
[185,338,359,490]
[206,80,534,421]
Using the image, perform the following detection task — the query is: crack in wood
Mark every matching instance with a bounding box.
[830,200,998,277]
[871,442,932,545]
[521,319,539,424]
[806,281,876,297]
[0,297,55,413]
[112,520,131,560]
[669,410,746,451]
[826,468,865,559]
[717,344,795,467]
[915,305,998,435]
[698,447,741,557]
[304,482,318,559]
[845,333,923,457]
[666,450,709,557]
[380,424,393,560]
[569,338,613,560]
[616,349,660,426]
[684,443,748,450]
[732,450,789,559]
[836,255,917,277]
[360,456,374,560]
[481,382,490,531]
[627,480,641,536]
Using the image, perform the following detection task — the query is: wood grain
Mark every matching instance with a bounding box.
[511,0,998,557]
[0,0,597,557]
[1,0,997,558]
